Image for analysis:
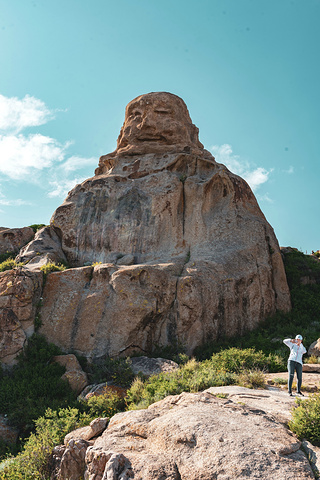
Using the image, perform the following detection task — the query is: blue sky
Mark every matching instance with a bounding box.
[0,0,319,252]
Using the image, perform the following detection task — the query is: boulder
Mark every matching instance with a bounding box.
[0,308,26,365]
[51,439,91,480]
[53,354,88,395]
[302,363,320,373]
[0,227,34,255]
[308,339,320,357]
[0,267,43,365]
[52,389,314,480]
[129,356,178,376]
[64,417,108,445]
[16,226,67,268]
[79,384,127,401]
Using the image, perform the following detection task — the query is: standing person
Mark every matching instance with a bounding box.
[283,335,306,396]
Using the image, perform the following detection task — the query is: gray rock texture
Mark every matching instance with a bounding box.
[0,227,34,255]
[51,388,316,480]
[0,267,43,364]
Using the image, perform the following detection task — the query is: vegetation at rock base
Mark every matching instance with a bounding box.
[86,356,135,387]
[126,348,282,410]
[0,335,77,436]
[1,249,320,477]
[195,249,320,363]
[40,262,67,276]
[0,258,24,272]
[289,394,320,446]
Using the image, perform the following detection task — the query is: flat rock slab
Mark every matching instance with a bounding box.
[206,385,300,423]
[80,389,315,480]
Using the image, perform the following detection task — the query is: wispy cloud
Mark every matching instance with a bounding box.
[211,144,272,192]
[0,198,33,206]
[283,165,294,174]
[0,94,97,198]
[0,133,68,180]
[48,177,87,198]
[61,155,97,173]
[0,94,55,133]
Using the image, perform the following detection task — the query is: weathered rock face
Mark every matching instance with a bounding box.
[0,227,34,255]
[51,389,315,480]
[3,92,291,360]
[0,268,43,364]
[53,354,89,395]
[308,338,320,357]
[16,226,67,267]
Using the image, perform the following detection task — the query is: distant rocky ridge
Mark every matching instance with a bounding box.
[1,92,291,364]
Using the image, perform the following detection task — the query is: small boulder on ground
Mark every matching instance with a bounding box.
[308,339,320,357]
[129,356,178,376]
[64,417,108,445]
[53,354,88,395]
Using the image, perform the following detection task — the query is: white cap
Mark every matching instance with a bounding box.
[295,334,303,340]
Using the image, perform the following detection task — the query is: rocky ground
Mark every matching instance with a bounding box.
[50,379,320,480]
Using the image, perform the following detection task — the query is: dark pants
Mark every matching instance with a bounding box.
[288,360,303,393]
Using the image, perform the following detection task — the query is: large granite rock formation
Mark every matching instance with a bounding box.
[3,92,290,361]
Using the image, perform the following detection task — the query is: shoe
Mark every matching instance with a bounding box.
[297,391,304,396]
[289,392,293,396]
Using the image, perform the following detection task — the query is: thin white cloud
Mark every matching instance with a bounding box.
[0,94,54,133]
[283,165,294,174]
[256,193,273,203]
[48,177,87,198]
[211,144,271,192]
[0,198,33,206]
[0,133,68,180]
[61,155,97,172]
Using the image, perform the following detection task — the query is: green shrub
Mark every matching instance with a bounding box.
[40,262,67,276]
[0,407,90,480]
[0,252,15,263]
[28,224,46,233]
[84,390,126,418]
[273,377,287,385]
[0,258,23,272]
[126,348,279,410]
[88,357,135,387]
[236,369,266,389]
[289,394,320,445]
[0,439,19,462]
[0,335,77,432]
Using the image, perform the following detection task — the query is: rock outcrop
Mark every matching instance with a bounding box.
[0,267,43,364]
[308,339,320,357]
[51,388,315,480]
[1,92,291,362]
[53,354,89,395]
[0,227,34,255]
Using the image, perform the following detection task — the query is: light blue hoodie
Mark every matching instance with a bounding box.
[283,338,306,365]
